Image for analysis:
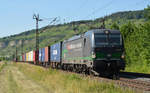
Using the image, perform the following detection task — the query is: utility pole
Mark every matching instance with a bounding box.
[21,39,24,55]
[100,18,105,29]
[33,14,42,64]
[15,46,17,62]
[72,21,78,34]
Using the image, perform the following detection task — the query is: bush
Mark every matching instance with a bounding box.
[120,21,150,73]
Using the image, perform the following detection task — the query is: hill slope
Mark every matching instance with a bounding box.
[0,10,146,58]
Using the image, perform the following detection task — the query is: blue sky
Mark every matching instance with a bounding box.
[0,0,149,38]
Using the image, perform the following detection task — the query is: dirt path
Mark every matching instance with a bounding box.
[0,63,50,93]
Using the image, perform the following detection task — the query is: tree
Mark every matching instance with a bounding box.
[110,22,119,30]
[120,21,138,39]
[144,5,150,20]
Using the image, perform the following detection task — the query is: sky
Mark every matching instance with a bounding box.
[0,0,149,38]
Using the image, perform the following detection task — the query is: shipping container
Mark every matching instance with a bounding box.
[24,53,26,62]
[30,51,33,61]
[28,52,30,61]
[41,48,45,62]
[28,51,33,62]
[28,52,30,62]
[20,56,22,61]
[27,52,29,61]
[50,42,62,62]
[28,51,31,61]
[45,46,49,62]
[26,53,28,62]
[39,48,42,62]
[28,52,29,62]
[33,51,36,62]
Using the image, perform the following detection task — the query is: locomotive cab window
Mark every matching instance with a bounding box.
[94,33,122,46]
[109,34,121,45]
[94,34,108,46]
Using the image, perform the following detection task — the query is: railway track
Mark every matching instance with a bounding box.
[119,78,150,91]
[90,76,150,92]
[118,72,150,92]
[60,70,150,92]
[120,72,150,78]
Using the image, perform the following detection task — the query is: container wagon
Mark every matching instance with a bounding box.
[38,47,50,66]
[33,51,36,64]
[39,48,42,64]
[22,54,25,62]
[44,46,50,66]
[16,29,125,79]
[50,42,62,69]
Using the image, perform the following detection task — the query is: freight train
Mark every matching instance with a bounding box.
[17,29,125,79]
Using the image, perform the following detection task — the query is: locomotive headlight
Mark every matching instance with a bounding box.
[92,54,96,58]
[121,53,125,59]
[92,52,96,58]
[105,30,109,34]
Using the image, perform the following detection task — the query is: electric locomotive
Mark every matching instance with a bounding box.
[92,29,125,77]
[62,29,125,78]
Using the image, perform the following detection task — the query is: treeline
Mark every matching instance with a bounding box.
[107,10,145,21]
[121,21,150,72]
[110,6,150,72]
[0,57,9,61]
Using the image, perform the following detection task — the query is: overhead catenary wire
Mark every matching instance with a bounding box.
[40,16,58,21]
[83,0,147,20]
[76,0,103,19]
[67,0,115,31]
[78,0,90,10]
[84,0,114,19]
[70,0,89,20]
[64,0,91,26]
[135,0,147,6]
[37,15,62,26]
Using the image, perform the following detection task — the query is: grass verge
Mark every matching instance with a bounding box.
[125,64,150,74]
[0,61,7,72]
[13,62,136,93]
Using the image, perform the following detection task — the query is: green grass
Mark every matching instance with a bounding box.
[0,62,22,93]
[125,64,150,73]
[14,62,136,93]
[8,70,21,93]
[0,61,8,72]
[121,21,150,74]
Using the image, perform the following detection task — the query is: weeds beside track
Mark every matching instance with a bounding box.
[0,62,7,72]
[14,62,135,93]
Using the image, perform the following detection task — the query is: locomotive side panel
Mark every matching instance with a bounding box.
[83,36,92,57]
[62,37,93,65]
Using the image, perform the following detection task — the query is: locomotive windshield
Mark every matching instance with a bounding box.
[109,34,121,45]
[94,33,121,46]
[95,34,108,46]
